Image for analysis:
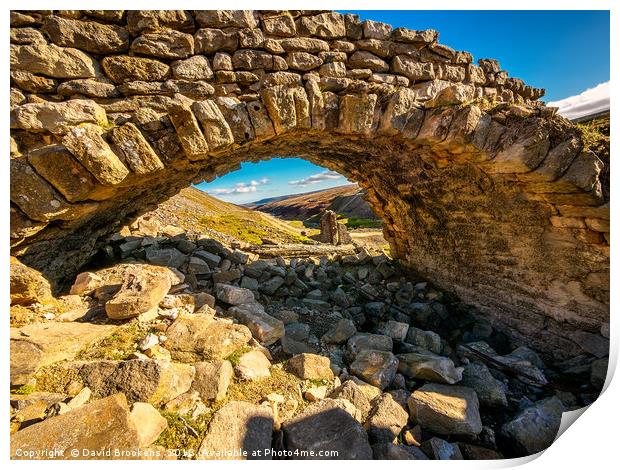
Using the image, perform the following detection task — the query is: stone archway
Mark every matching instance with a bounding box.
[10,10,609,360]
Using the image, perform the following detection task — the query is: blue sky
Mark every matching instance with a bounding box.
[197,10,610,204]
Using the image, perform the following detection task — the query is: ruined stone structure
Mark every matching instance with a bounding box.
[319,210,352,245]
[10,10,609,361]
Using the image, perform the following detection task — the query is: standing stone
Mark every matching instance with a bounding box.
[197,401,273,460]
[319,210,351,245]
[407,384,482,437]
[282,398,373,459]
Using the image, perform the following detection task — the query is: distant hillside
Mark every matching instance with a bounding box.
[252,184,379,224]
[134,187,315,245]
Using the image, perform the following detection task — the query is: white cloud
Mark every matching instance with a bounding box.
[208,178,269,195]
[547,81,609,120]
[288,170,343,187]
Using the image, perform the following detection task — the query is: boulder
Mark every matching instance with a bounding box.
[191,360,233,402]
[408,384,482,437]
[365,393,409,443]
[215,283,255,305]
[460,363,508,408]
[10,394,142,459]
[499,396,563,457]
[283,398,373,459]
[77,359,195,406]
[285,353,333,380]
[228,303,284,346]
[234,350,271,381]
[397,351,463,384]
[105,265,172,320]
[350,350,399,390]
[165,314,252,362]
[10,256,52,306]
[197,401,273,460]
[322,318,356,344]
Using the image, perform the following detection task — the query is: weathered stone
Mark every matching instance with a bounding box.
[10,256,52,306]
[350,350,399,390]
[229,303,285,345]
[11,99,107,134]
[126,10,195,35]
[102,55,170,84]
[11,43,98,78]
[10,70,57,93]
[499,397,563,456]
[286,353,333,380]
[299,12,346,39]
[195,10,257,29]
[262,13,296,37]
[165,315,252,362]
[424,437,463,460]
[339,94,377,135]
[108,123,164,174]
[10,27,46,45]
[194,28,238,54]
[405,327,442,354]
[197,401,273,460]
[168,102,209,159]
[363,20,392,40]
[279,37,330,53]
[78,359,194,406]
[130,402,167,446]
[408,384,482,437]
[322,318,357,344]
[10,394,141,459]
[234,350,271,380]
[372,443,429,460]
[329,380,372,419]
[57,79,119,98]
[131,30,194,59]
[366,392,408,443]
[215,283,255,305]
[42,15,129,54]
[426,84,475,108]
[283,398,373,459]
[397,351,463,384]
[460,363,508,408]
[348,51,388,72]
[286,52,323,71]
[171,55,213,80]
[191,360,233,402]
[105,265,172,320]
[347,333,393,357]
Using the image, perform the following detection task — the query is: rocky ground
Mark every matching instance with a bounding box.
[9,226,607,460]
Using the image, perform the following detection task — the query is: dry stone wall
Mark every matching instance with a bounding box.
[9,10,609,361]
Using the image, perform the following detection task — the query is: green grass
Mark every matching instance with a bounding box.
[75,320,146,361]
[337,215,383,229]
[576,121,608,153]
[12,384,35,395]
[224,346,252,367]
[199,215,270,244]
[155,411,212,459]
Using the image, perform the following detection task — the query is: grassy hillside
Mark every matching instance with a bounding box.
[144,187,315,245]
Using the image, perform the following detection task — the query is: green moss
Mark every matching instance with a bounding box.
[12,384,35,395]
[224,346,252,367]
[155,411,212,459]
[75,320,146,361]
[576,121,607,153]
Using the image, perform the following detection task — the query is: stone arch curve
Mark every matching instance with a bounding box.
[10,10,608,360]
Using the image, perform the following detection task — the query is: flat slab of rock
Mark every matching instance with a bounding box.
[10,394,141,459]
[228,303,284,346]
[408,384,482,437]
[76,359,194,406]
[397,350,463,384]
[197,401,273,460]
[282,398,373,459]
[350,349,398,390]
[499,396,563,457]
[164,314,252,362]
[10,321,117,386]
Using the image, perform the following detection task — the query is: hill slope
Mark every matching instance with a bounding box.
[134,187,314,245]
[252,184,379,223]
